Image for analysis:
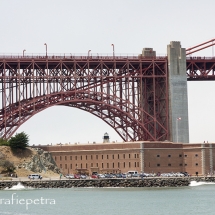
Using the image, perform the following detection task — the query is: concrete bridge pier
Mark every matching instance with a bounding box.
[167,41,189,143]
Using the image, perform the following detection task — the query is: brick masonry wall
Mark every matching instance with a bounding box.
[36,142,215,176]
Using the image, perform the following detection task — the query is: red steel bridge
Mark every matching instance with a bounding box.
[0,39,215,141]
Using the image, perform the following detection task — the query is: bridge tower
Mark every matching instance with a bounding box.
[167,41,189,143]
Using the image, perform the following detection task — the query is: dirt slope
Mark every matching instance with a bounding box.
[0,146,59,178]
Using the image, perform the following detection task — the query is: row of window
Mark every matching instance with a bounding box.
[59,162,199,169]
[184,154,199,157]
[56,153,139,161]
[59,162,140,169]
[56,154,199,161]
[156,163,199,167]
[157,154,198,158]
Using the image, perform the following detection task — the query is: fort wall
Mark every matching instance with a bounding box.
[37,141,215,176]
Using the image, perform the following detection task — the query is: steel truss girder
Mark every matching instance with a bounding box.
[187,58,215,80]
[0,58,169,141]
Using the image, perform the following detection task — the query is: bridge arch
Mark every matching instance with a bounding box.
[0,56,169,141]
[2,90,163,141]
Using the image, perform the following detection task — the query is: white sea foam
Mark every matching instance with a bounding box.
[83,187,96,189]
[189,181,215,186]
[103,187,125,188]
[4,182,32,190]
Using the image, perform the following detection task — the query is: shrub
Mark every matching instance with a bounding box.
[0,138,9,146]
[9,132,29,149]
[0,160,15,172]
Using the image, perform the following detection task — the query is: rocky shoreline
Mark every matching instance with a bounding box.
[1,177,215,190]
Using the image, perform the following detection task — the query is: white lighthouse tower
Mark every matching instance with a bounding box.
[103,132,110,143]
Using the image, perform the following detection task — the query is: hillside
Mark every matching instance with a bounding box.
[0,146,60,178]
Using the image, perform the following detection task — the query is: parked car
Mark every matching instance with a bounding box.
[126,173,132,178]
[181,172,190,177]
[139,173,148,178]
[97,174,105,178]
[28,174,42,179]
[91,174,98,179]
[80,175,87,179]
[104,174,111,178]
[175,172,184,177]
[127,171,138,175]
[74,174,81,179]
[132,173,139,177]
[110,174,117,178]
[116,173,123,178]
[148,173,156,177]
[160,173,168,177]
[121,173,127,178]
[65,174,74,179]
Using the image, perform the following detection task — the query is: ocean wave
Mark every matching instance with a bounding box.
[4,182,34,190]
[189,181,215,186]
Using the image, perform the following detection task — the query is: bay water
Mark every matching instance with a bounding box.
[0,181,215,215]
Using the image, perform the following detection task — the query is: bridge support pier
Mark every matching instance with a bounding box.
[167,41,189,143]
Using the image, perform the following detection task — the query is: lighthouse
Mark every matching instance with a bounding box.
[103,132,110,143]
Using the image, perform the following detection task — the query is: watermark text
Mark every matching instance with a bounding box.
[0,193,56,210]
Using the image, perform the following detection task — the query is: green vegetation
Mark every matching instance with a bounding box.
[0,138,9,146]
[0,132,29,174]
[9,132,29,149]
[0,131,29,149]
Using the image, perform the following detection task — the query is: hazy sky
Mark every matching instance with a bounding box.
[1,0,215,145]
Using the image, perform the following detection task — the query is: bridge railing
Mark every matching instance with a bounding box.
[186,56,215,60]
[0,53,167,60]
[1,53,215,60]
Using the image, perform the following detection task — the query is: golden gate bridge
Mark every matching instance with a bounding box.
[0,38,215,142]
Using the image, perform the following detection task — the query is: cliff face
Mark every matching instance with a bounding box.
[0,146,60,176]
[25,148,60,174]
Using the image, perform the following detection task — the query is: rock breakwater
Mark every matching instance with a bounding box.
[1,177,214,190]
[0,178,189,190]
